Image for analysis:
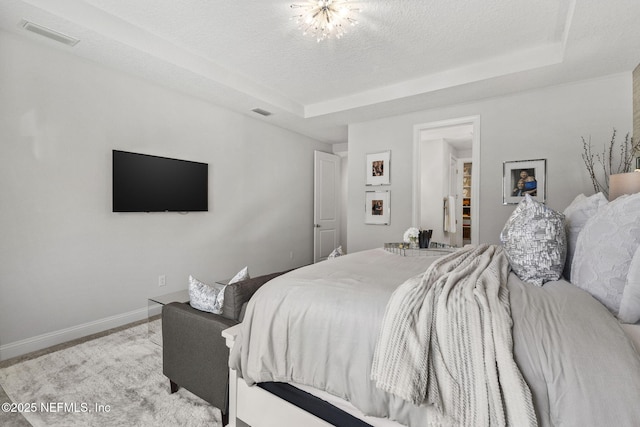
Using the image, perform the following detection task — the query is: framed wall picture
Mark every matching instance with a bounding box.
[366,151,391,185]
[503,159,547,204]
[365,190,390,224]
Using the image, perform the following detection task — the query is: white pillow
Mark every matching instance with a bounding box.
[618,247,640,323]
[571,193,640,319]
[189,275,226,314]
[562,192,608,281]
[500,194,567,286]
[228,266,249,284]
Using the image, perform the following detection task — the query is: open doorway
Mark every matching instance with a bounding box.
[412,116,480,247]
[458,158,473,247]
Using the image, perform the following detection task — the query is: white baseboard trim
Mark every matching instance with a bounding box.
[0,307,149,362]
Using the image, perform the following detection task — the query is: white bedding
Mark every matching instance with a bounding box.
[621,322,640,353]
[230,249,442,425]
[229,248,640,427]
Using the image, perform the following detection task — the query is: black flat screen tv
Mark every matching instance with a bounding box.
[112,150,208,212]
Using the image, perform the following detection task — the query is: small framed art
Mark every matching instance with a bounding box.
[366,151,390,185]
[365,190,390,225]
[503,159,546,204]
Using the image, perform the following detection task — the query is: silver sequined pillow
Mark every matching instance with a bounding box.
[189,275,226,314]
[500,194,567,286]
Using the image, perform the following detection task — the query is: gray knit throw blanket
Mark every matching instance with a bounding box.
[371,244,537,427]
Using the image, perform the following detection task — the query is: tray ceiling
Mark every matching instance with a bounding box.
[1,0,639,143]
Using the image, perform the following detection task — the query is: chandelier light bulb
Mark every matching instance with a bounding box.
[290,0,360,42]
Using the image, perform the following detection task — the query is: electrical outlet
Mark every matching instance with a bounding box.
[158,275,166,287]
[290,251,294,260]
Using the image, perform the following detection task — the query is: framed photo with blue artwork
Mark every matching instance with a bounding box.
[503,159,546,204]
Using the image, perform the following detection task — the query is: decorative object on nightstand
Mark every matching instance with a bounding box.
[403,227,420,248]
[608,171,640,200]
[419,229,433,248]
[579,129,640,199]
[384,242,455,257]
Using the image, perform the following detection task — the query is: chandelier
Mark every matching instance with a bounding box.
[290,1,360,42]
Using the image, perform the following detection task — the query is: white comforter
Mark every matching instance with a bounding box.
[229,248,640,427]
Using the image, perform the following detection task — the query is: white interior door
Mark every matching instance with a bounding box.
[314,151,341,263]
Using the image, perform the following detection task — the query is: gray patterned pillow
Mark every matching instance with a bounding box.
[500,194,567,286]
[189,275,226,314]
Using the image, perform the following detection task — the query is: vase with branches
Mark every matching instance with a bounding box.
[580,129,640,199]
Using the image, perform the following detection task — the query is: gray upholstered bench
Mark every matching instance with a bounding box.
[161,270,289,423]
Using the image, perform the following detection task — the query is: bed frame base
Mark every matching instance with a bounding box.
[226,367,332,427]
[223,325,331,427]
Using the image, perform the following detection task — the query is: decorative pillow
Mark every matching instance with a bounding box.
[571,193,640,320]
[228,266,249,284]
[327,246,344,259]
[500,194,567,286]
[188,275,226,314]
[562,192,608,281]
[619,247,640,323]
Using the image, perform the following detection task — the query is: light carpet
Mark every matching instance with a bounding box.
[0,321,221,427]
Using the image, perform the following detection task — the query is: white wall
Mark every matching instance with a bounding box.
[0,31,330,359]
[348,73,633,252]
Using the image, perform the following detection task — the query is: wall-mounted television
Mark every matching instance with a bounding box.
[112,150,208,212]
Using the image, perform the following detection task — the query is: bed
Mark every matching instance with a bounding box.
[225,193,640,427]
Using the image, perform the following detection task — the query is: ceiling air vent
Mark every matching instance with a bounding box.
[20,20,80,47]
[251,108,272,117]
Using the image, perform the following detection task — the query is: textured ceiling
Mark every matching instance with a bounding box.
[1,0,640,143]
